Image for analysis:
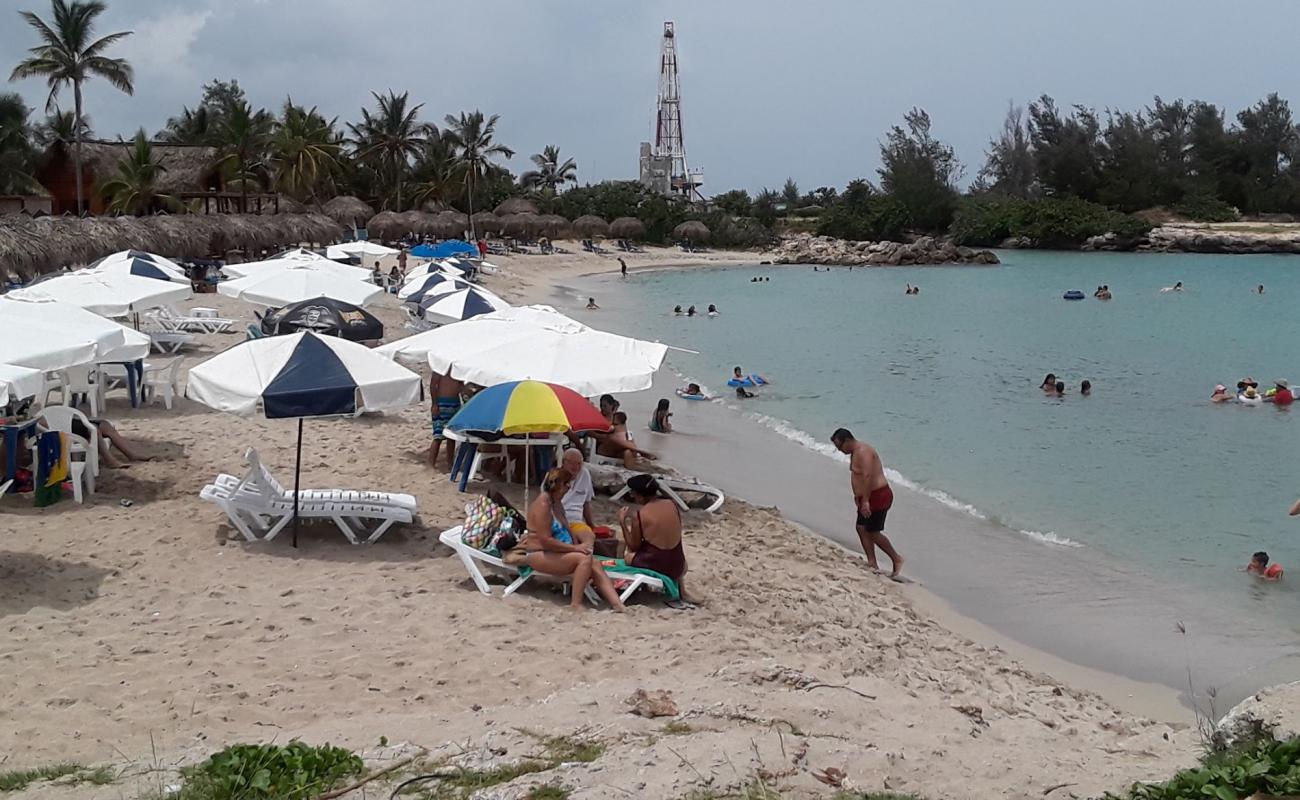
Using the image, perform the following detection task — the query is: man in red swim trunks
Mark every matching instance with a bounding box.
[832,428,905,579]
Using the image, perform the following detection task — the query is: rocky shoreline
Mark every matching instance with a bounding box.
[770,233,1000,266]
[1084,223,1300,254]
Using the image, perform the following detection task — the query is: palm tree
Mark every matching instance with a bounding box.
[34,106,90,146]
[159,104,213,145]
[271,98,342,203]
[348,91,429,210]
[519,144,577,192]
[0,92,38,193]
[99,129,179,215]
[412,130,464,209]
[10,0,133,214]
[212,99,274,212]
[443,110,515,237]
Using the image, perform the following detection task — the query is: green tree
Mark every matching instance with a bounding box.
[752,187,780,228]
[1028,96,1101,201]
[711,188,752,216]
[348,90,429,210]
[978,103,1036,197]
[34,106,89,146]
[443,109,515,236]
[1148,96,1193,205]
[411,131,463,209]
[1096,110,1159,212]
[519,144,576,192]
[0,92,38,193]
[271,98,342,202]
[1235,93,1299,213]
[160,79,247,144]
[10,0,133,214]
[213,99,274,211]
[780,177,800,210]
[99,128,180,214]
[878,107,962,231]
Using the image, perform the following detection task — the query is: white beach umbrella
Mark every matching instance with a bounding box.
[418,286,510,325]
[217,266,384,307]
[9,271,191,317]
[187,331,423,545]
[325,241,398,261]
[0,296,151,370]
[222,253,372,282]
[86,250,189,283]
[401,261,457,282]
[377,305,668,396]
[0,363,45,406]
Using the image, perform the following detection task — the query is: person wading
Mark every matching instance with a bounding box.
[831,428,905,580]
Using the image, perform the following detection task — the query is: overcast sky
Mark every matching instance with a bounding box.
[3,0,1298,194]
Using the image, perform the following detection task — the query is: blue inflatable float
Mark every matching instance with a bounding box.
[1063,290,1086,301]
[727,375,768,388]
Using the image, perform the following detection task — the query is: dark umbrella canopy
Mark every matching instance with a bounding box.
[261,297,385,342]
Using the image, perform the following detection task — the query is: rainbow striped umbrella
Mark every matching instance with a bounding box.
[448,380,609,436]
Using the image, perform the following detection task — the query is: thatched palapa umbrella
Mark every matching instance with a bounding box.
[434,211,469,239]
[277,197,308,215]
[571,215,610,239]
[322,196,375,228]
[538,214,570,239]
[366,211,403,242]
[471,212,502,234]
[673,220,711,242]
[609,217,646,240]
[501,212,540,238]
[495,197,539,216]
[420,199,447,213]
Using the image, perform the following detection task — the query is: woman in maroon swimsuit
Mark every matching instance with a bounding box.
[618,474,697,604]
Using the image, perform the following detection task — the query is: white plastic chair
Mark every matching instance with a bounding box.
[142,358,184,410]
[36,405,100,487]
[58,365,100,418]
[41,371,67,407]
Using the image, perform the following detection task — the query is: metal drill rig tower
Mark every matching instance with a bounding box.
[640,21,703,202]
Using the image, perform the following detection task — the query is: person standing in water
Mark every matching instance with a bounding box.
[831,428,904,579]
[619,258,628,278]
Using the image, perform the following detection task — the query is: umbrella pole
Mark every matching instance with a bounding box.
[293,418,303,548]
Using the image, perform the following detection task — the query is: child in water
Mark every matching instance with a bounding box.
[735,386,755,399]
[650,398,673,433]
[1245,551,1284,581]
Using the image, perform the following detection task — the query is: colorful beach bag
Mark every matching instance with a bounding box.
[461,496,506,550]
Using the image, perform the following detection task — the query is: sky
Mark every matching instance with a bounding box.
[3,0,1298,195]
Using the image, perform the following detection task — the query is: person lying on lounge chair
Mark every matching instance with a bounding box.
[596,412,657,468]
[618,473,697,605]
[525,468,625,612]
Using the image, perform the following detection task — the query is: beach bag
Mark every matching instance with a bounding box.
[462,496,505,550]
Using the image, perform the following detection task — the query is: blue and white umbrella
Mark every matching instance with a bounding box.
[87,250,189,282]
[186,331,422,543]
[398,272,471,304]
[418,286,509,325]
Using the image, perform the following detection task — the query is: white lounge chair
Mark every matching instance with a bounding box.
[439,525,606,603]
[589,464,724,514]
[148,305,235,334]
[200,480,411,544]
[148,330,196,354]
[217,448,418,511]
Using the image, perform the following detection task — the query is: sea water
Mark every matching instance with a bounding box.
[564,250,1300,704]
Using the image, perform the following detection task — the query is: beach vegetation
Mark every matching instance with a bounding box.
[1104,736,1300,800]
[9,0,134,213]
[211,98,275,211]
[100,128,181,214]
[950,195,1152,248]
[0,762,115,792]
[443,109,516,232]
[0,92,40,194]
[1171,193,1239,223]
[526,784,572,800]
[269,99,343,203]
[348,90,431,211]
[878,107,962,232]
[171,741,364,800]
[35,105,91,146]
[519,144,577,193]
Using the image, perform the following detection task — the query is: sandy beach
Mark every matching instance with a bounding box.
[1,242,1200,799]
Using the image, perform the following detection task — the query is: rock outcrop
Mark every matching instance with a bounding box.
[1141,224,1300,254]
[1214,681,1300,750]
[770,233,1000,266]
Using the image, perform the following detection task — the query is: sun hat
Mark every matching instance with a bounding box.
[1214,384,1227,393]
[1277,379,1289,389]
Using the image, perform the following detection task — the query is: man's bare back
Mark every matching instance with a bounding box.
[849,440,888,503]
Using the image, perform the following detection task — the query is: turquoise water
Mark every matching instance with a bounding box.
[575,251,1300,629]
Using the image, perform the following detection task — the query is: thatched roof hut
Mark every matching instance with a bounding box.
[610,217,646,240]
[276,197,308,215]
[471,212,502,234]
[420,199,447,213]
[36,139,220,216]
[501,212,540,237]
[434,211,469,238]
[673,220,710,242]
[366,211,403,241]
[495,197,538,216]
[538,214,570,238]
[572,214,610,238]
[321,196,375,227]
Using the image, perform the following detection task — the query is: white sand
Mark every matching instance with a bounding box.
[1,242,1199,799]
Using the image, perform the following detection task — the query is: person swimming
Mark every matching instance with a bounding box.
[1040,373,1057,392]
[1246,551,1284,581]
[1160,281,1184,293]
[1054,381,1066,396]
[1256,284,1265,294]
[735,385,755,398]
[707,304,718,316]
[1080,380,1091,395]
[687,305,696,317]
[649,398,673,433]
[733,366,768,385]
[586,297,599,310]
[1210,384,1233,403]
[673,305,683,315]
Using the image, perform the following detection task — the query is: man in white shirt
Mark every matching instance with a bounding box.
[560,448,597,541]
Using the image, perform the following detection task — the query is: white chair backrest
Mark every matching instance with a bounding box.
[244,448,288,497]
[63,364,96,391]
[39,404,93,435]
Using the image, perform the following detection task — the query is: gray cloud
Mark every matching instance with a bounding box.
[4,0,1298,194]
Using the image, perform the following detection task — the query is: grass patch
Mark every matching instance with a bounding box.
[527,784,572,800]
[1103,736,1300,799]
[832,793,926,800]
[0,763,115,792]
[404,732,604,800]
[173,741,363,800]
[662,720,695,736]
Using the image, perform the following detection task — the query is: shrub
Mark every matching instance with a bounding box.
[1173,193,1240,223]
[175,741,364,800]
[1104,737,1300,800]
[950,196,1152,247]
[816,195,911,242]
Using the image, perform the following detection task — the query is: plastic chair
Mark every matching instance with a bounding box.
[59,365,100,418]
[37,405,100,487]
[142,358,184,410]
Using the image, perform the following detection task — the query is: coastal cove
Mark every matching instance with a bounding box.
[561,248,1300,713]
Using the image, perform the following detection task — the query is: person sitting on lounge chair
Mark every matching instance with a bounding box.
[525,468,625,612]
[597,412,657,468]
[618,473,696,604]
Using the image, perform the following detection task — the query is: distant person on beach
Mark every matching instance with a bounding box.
[524,467,625,612]
[649,398,673,433]
[1245,551,1284,581]
[1081,380,1092,395]
[428,371,463,470]
[1160,281,1184,293]
[597,412,657,468]
[1040,373,1057,392]
[619,258,628,278]
[1210,384,1233,403]
[831,428,905,579]
[619,473,696,605]
[398,248,408,273]
[685,383,703,396]
[586,297,599,310]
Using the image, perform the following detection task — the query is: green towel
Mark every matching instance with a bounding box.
[517,558,680,601]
